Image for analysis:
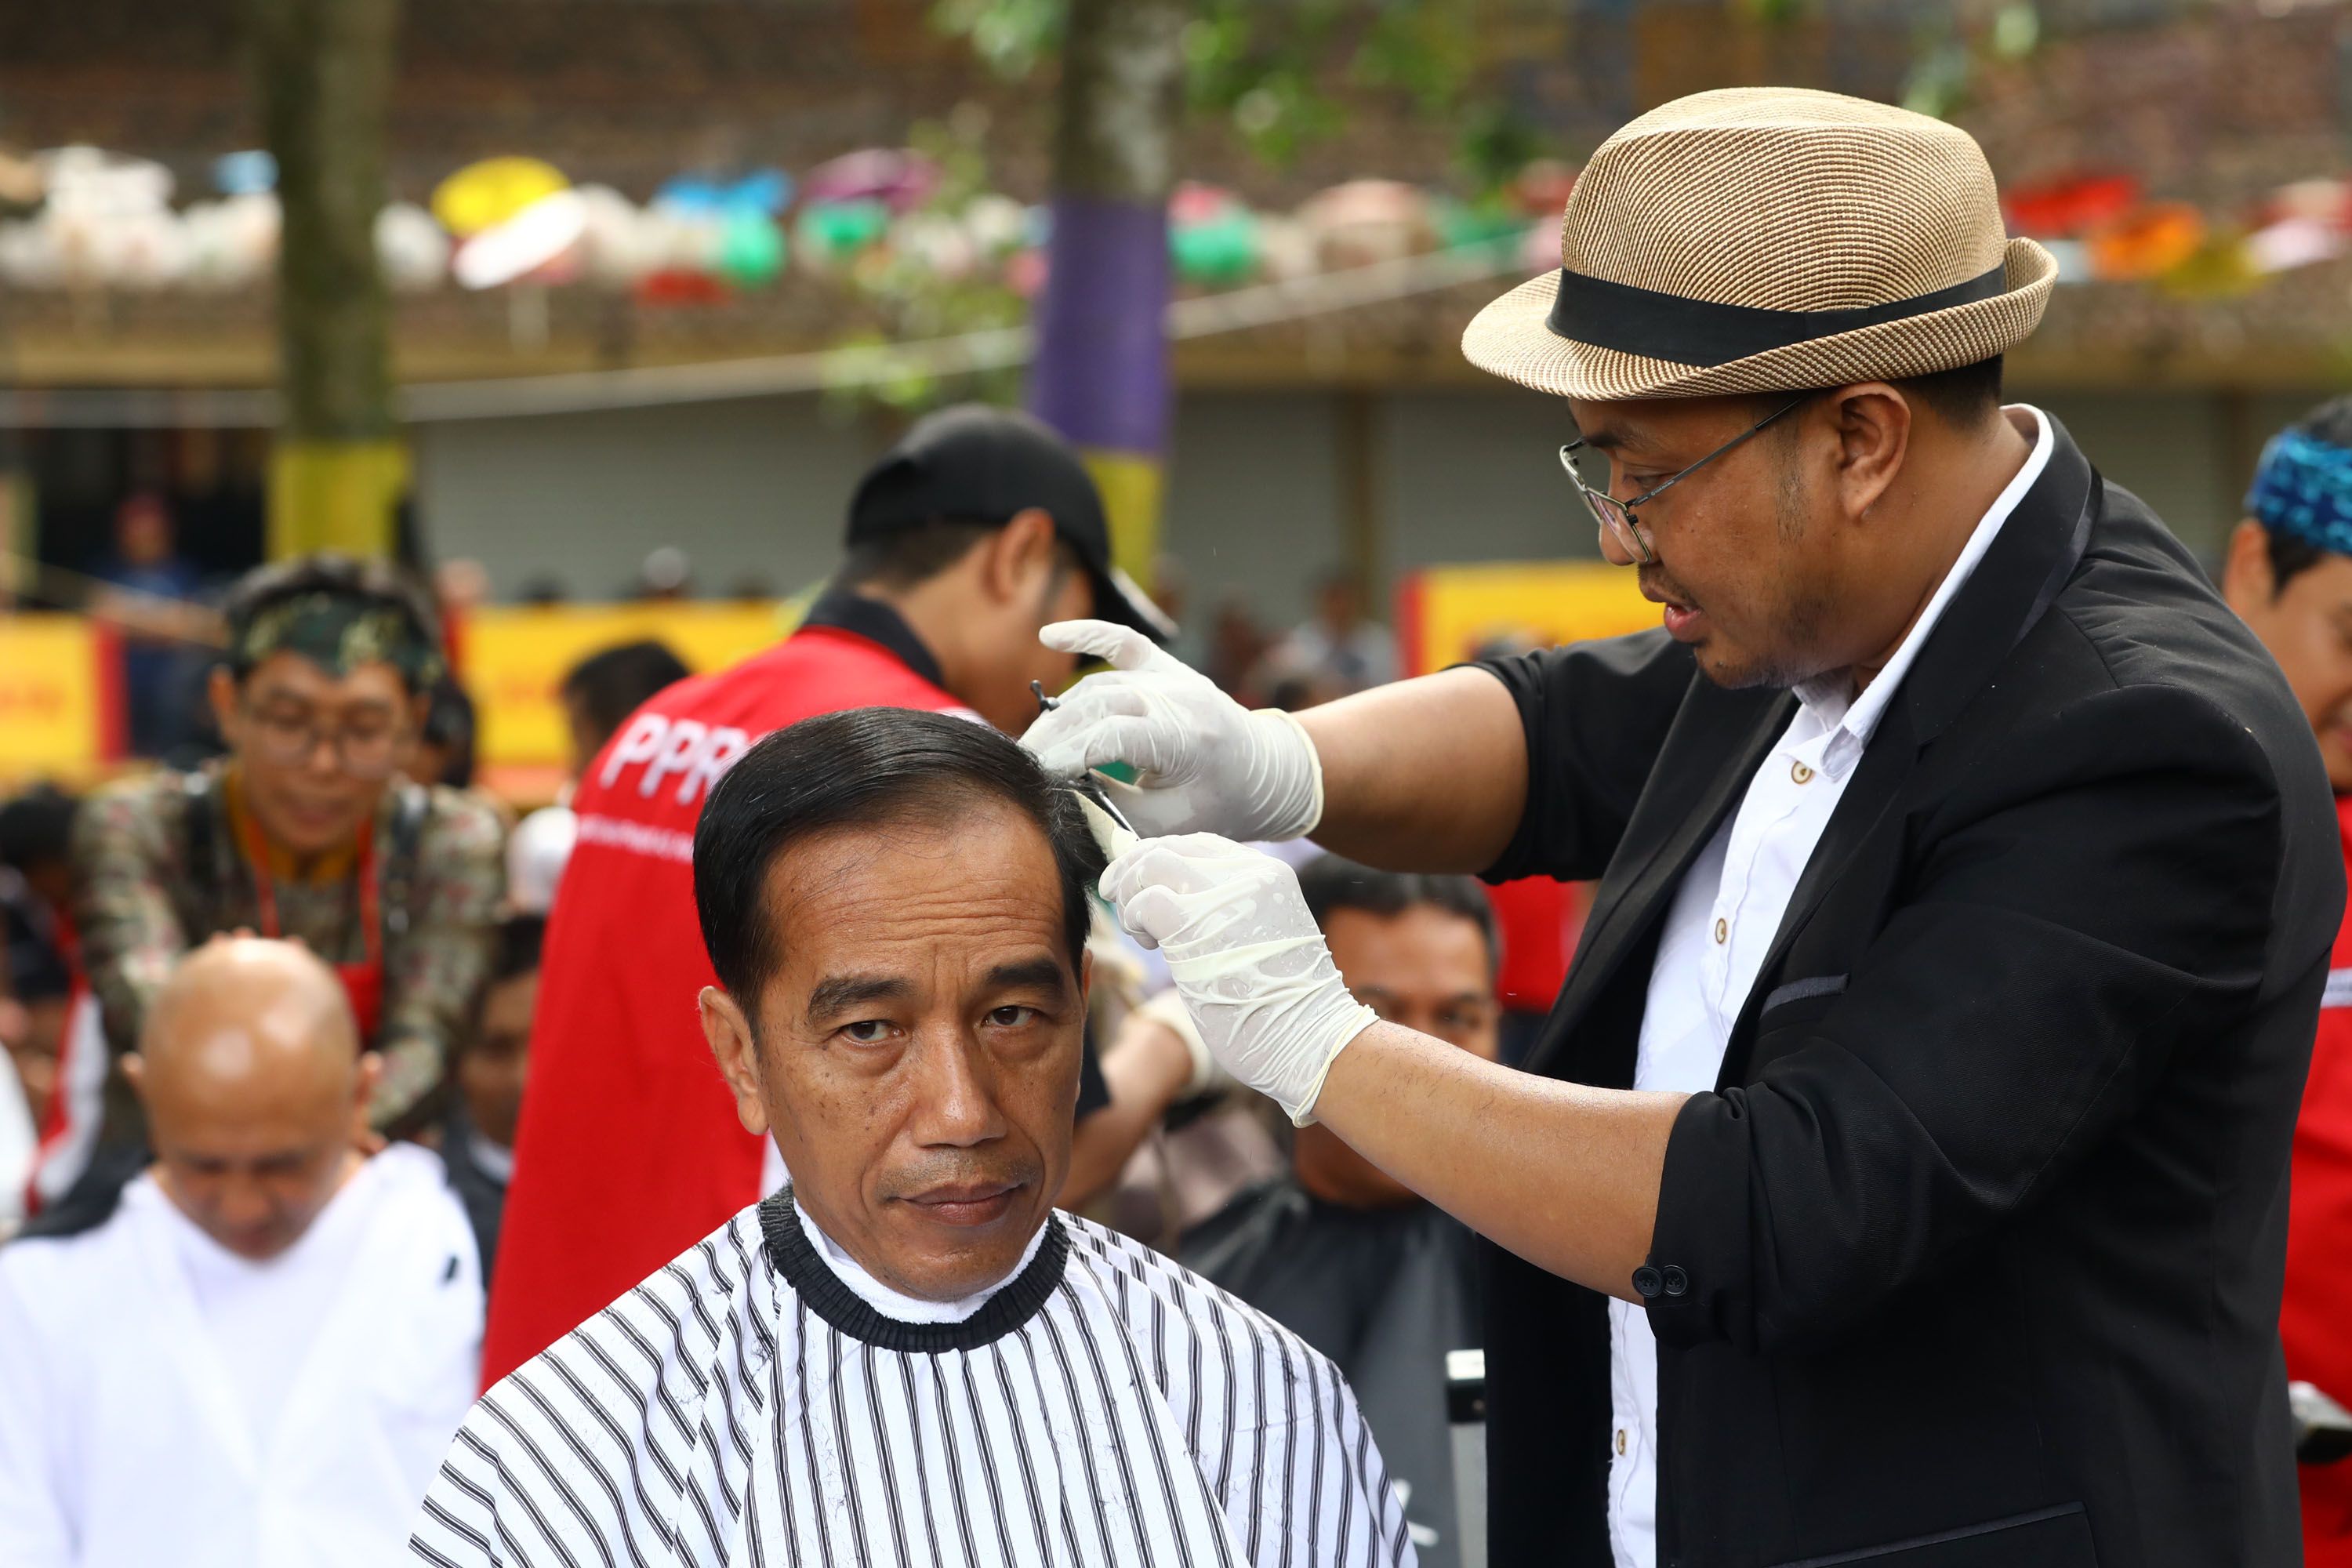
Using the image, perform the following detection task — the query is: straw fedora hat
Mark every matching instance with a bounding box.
[1462,86,2056,402]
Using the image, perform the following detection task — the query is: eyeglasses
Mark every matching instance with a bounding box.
[1559,395,1812,567]
[242,702,406,779]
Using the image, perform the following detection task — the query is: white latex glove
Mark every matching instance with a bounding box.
[1101,833,1378,1126]
[1022,619,1324,841]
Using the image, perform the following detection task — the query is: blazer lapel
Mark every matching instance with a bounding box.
[1719,413,2099,1084]
[1527,680,1794,1082]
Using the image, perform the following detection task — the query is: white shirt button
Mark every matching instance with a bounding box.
[1616,1428,1628,1456]
[1791,760,1815,785]
[1712,917,1728,944]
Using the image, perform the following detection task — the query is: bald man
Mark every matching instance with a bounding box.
[0,938,481,1568]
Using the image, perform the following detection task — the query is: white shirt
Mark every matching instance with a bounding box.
[0,1143,481,1568]
[1605,406,2055,1568]
[162,1156,381,1445]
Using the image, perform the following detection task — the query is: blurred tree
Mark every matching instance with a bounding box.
[245,0,406,560]
[927,0,1515,587]
[1027,0,1189,587]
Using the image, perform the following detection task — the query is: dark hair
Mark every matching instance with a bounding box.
[560,640,691,752]
[421,674,477,789]
[692,708,1106,1010]
[492,913,546,986]
[0,786,78,874]
[1296,854,1500,975]
[836,517,1077,601]
[220,554,442,691]
[1893,356,2005,427]
[837,519,1000,593]
[2261,395,2352,595]
[1762,355,2005,433]
[461,914,546,1054]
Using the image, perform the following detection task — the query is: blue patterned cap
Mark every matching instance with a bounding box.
[2249,429,2352,557]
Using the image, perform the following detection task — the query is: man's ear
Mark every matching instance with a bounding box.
[350,1051,385,1143]
[981,510,1061,606]
[699,986,771,1137]
[207,666,240,746]
[1828,383,1911,522]
[121,1051,147,1107]
[1078,946,1093,1012]
[2221,518,2277,617]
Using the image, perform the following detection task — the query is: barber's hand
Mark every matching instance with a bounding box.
[1022,619,1324,841]
[1101,834,1377,1126]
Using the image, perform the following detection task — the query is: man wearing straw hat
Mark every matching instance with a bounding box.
[1025,89,2340,1566]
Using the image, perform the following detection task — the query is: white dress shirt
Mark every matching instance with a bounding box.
[1606,406,2055,1568]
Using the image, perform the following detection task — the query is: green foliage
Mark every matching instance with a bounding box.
[1901,2,2042,121]
[934,0,1519,182]
[932,0,1065,78]
[1454,101,1548,196]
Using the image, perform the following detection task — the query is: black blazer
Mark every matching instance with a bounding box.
[1476,419,2343,1568]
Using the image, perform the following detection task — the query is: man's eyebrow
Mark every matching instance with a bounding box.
[985,956,1071,994]
[805,974,913,1022]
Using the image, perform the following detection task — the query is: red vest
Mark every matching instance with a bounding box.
[2287,794,2352,1565]
[481,611,974,1384]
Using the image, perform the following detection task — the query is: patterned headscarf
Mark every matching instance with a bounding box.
[230,590,444,690]
[2248,428,2352,557]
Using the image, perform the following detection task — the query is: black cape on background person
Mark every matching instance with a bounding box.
[1185,1177,1481,1568]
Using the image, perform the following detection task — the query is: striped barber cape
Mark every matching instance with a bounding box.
[412,1190,1417,1568]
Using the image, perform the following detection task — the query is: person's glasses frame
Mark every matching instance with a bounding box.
[1559,394,1813,568]
[241,699,408,780]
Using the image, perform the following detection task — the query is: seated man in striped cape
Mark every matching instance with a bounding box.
[411,707,1414,1568]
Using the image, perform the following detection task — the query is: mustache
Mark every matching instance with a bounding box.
[1639,568,1700,609]
[881,1149,1042,1203]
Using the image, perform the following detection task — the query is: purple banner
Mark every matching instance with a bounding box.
[1027,193,1171,456]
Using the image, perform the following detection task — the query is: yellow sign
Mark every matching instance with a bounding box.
[464,602,795,793]
[0,615,114,784]
[1397,561,1657,677]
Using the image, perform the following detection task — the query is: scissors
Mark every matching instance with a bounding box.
[1037,681,1141,857]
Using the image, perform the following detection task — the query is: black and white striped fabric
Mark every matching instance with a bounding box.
[412,1192,1415,1568]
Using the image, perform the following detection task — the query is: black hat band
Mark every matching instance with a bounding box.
[1544,261,2009,369]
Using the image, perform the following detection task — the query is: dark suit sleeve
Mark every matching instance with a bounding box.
[1646,683,2290,1356]
[1474,627,1695,886]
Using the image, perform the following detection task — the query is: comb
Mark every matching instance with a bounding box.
[1071,783,1139,862]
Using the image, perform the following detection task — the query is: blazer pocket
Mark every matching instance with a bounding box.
[1756,973,1849,1032]
[1768,1502,2094,1568]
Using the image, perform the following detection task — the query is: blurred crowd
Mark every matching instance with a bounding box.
[0,404,1562,1567]
[43,387,2352,1565]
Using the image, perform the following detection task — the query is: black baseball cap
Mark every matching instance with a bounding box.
[845,404,1176,642]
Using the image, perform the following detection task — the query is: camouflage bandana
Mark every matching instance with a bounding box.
[234,590,445,690]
